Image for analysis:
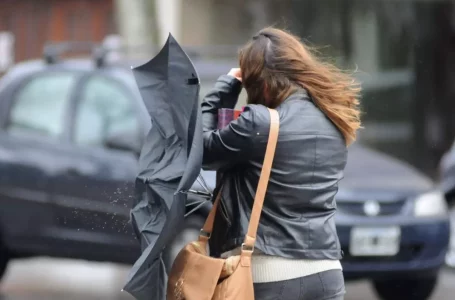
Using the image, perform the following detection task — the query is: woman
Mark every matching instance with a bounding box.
[201,27,361,300]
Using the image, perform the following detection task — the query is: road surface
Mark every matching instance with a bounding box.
[0,258,454,299]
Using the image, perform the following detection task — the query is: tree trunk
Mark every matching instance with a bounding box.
[114,0,159,56]
[413,1,455,176]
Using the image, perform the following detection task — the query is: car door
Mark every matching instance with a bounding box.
[50,73,142,263]
[0,71,80,254]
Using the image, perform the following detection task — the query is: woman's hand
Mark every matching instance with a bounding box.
[228,68,242,82]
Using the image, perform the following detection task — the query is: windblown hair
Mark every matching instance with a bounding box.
[239,27,361,145]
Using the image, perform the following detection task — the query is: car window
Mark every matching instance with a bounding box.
[74,75,139,147]
[7,73,76,138]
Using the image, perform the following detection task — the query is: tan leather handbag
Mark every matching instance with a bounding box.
[167,108,279,300]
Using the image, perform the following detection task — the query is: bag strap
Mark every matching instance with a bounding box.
[198,108,280,254]
[243,108,279,250]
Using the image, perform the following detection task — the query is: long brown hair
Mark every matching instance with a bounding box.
[239,27,361,145]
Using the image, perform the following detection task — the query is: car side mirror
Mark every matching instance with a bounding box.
[104,130,142,155]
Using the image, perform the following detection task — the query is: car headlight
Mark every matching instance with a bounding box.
[414,191,448,217]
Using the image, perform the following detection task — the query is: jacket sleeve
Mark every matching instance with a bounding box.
[201,75,257,170]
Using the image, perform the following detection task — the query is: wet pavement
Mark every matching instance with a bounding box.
[0,258,133,300]
[0,258,454,300]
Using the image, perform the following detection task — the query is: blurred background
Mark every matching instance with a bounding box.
[0,0,455,300]
[1,0,454,176]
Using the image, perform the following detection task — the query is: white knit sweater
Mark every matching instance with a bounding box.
[221,248,342,283]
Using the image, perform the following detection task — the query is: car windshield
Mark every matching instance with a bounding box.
[7,72,77,138]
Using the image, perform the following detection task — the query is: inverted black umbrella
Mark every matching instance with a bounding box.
[123,33,206,300]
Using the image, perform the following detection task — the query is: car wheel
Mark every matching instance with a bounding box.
[0,248,9,282]
[373,277,437,300]
[162,214,205,273]
[446,202,455,268]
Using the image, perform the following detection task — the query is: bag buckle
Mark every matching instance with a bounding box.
[241,243,254,252]
[200,229,211,238]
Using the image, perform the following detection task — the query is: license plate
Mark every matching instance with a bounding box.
[350,227,401,256]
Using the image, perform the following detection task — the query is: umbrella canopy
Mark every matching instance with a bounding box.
[123,33,203,300]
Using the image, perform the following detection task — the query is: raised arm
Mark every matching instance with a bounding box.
[201,75,257,170]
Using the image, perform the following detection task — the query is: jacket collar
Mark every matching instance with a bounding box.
[282,88,311,104]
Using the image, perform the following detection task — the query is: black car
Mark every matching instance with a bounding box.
[0,44,450,300]
[0,45,222,274]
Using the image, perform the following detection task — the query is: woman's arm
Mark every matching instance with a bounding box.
[201,75,242,131]
[201,75,257,170]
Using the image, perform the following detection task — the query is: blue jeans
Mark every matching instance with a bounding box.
[253,270,345,300]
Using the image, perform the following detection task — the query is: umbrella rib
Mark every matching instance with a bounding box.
[186,200,204,207]
[185,189,212,198]
[197,175,208,191]
[184,200,209,217]
[197,174,212,195]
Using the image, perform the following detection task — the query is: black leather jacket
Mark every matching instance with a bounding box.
[202,75,346,260]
